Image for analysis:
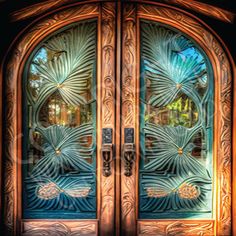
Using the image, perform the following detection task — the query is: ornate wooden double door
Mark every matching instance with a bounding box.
[3,1,233,236]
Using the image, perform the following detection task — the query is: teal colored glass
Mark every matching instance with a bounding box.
[139,20,213,219]
[22,20,97,219]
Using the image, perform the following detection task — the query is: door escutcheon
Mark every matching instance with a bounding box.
[102,128,113,177]
[123,128,135,176]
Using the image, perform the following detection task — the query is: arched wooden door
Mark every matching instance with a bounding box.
[2,1,233,236]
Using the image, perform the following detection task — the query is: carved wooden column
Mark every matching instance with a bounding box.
[121,3,137,236]
[99,2,116,236]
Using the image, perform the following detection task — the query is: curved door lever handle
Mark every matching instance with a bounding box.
[101,144,113,177]
[123,143,135,177]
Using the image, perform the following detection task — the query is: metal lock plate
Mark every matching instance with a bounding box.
[124,128,134,143]
[102,128,112,144]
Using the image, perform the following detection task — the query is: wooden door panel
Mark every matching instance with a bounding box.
[139,19,213,219]
[120,2,232,236]
[3,2,117,235]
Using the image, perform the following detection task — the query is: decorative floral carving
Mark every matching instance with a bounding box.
[22,221,97,236]
[138,221,214,236]
[122,177,135,220]
[121,4,137,236]
[100,3,116,236]
[143,175,211,212]
[102,2,115,125]
[122,4,136,126]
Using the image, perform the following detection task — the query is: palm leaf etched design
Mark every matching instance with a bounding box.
[140,23,212,214]
[141,175,211,212]
[144,123,210,178]
[31,124,94,177]
[25,175,95,211]
[24,22,97,214]
[142,23,206,110]
[28,22,96,126]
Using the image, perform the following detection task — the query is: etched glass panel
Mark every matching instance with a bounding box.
[139,21,213,219]
[23,20,97,219]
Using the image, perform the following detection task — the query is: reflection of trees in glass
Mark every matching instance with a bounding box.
[145,94,198,128]
[38,92,92,127]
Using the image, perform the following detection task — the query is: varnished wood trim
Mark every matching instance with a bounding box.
[96,2,102,233]
[163,0,235,23]
[99,2,116,236]
[134,0,235,23]
[115,2,122,236]
[135,12,141,222]
[11,0,102,22]
[232,59,236,235]
[12,0,235,24]
[121,3,137,236]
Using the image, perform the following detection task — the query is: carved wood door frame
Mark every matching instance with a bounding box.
[1,1,234,236]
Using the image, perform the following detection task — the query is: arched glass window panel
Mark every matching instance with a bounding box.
[22,20,97,219]
[139,20,213,219]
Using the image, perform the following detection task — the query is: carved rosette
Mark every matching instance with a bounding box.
[121,4,137,236]
[4,3,99,235]
[137,4,232,236]
[100,2,116,236]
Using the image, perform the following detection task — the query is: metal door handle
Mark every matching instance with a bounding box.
[123,143,135,176]
[101,144,113,177]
